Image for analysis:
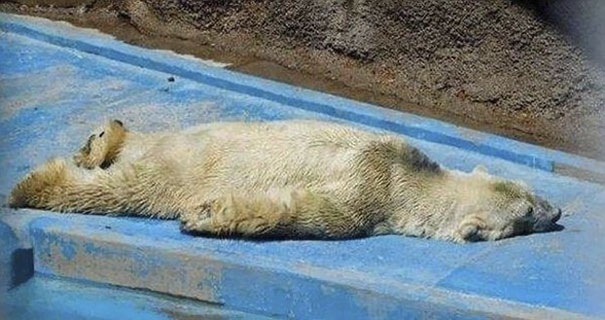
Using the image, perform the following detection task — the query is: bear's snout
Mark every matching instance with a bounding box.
[532,207,563,232]
[550,207,562,223]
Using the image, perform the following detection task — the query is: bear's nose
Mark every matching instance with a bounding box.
[551,208,562,223]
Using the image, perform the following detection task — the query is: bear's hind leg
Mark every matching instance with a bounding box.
[179,187,369,239]
[180,188,298,238]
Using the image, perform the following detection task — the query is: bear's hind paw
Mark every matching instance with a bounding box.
[179,203,213,234]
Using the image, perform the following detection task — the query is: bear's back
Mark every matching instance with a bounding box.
[182,120,385,193]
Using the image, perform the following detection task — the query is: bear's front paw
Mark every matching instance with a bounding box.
[9,158,70,209]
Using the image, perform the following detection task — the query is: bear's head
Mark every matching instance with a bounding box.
[452,166,562,242]
[73,119,127,169]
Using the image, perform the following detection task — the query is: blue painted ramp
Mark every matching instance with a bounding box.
[1,13,604,319]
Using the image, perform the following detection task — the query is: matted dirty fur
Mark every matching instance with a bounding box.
[10,120,562,243]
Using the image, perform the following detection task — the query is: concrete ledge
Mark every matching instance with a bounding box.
[0,211,590,319]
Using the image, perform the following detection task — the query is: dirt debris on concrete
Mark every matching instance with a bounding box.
[1,0,604,160]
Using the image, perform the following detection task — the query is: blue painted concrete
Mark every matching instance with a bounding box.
[0,220,19,290]
[1,13,604,319]
[6,212,574,319]
[1,273,272,320]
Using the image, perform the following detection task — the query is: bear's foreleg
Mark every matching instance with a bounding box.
[9,158,84,211]
[9,158,179,218]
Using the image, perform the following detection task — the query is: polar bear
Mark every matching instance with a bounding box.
[9,119,562,243]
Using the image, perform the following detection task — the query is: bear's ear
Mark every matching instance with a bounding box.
[472,165,488,175]
[109,119,127,132]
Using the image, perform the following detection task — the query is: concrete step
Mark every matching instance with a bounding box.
[2,210,598,319]
[2,273,272,320]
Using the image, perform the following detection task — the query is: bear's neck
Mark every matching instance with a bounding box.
[382,168,466,241]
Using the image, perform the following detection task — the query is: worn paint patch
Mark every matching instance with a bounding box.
[32,220,222,303]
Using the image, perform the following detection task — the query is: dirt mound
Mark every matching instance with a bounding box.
[2,0,605,159]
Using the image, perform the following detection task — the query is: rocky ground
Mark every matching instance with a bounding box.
[2,0,604,160]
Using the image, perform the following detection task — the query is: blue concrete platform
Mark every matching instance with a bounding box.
[1,13,604,319]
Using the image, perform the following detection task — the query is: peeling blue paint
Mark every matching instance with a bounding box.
[17,212,605,319]
[59,237,77,261]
